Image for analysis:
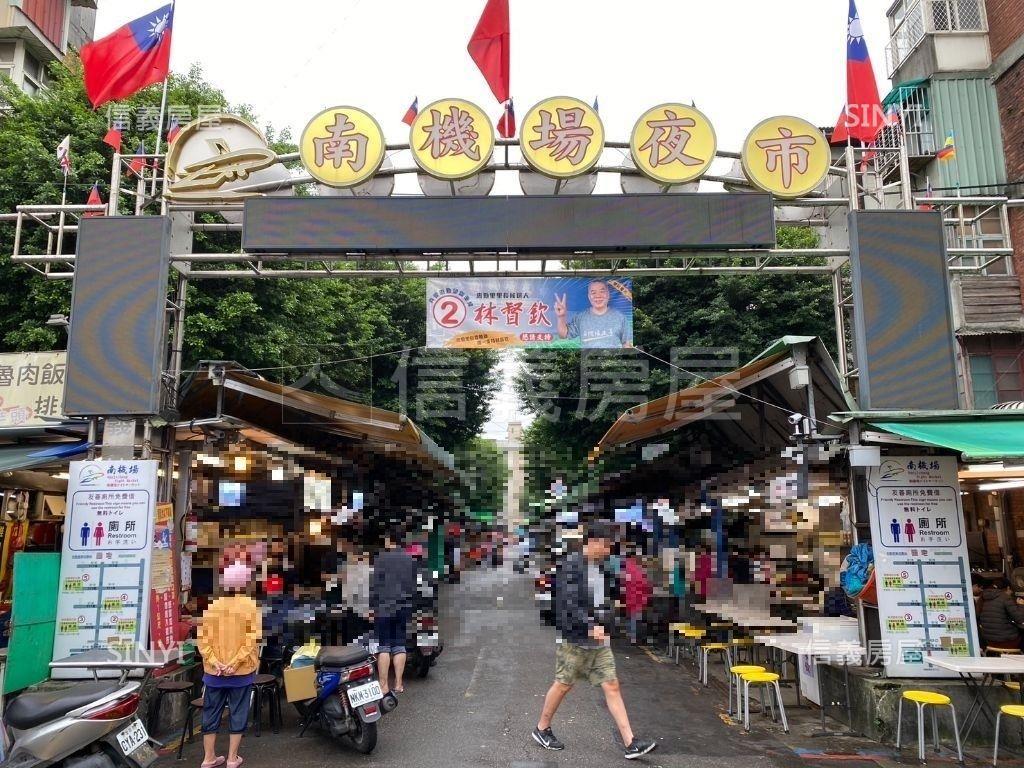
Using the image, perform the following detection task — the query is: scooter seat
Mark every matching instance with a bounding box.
[315,644,371,670]
[6,681,122,730]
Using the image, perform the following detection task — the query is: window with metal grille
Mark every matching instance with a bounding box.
[928,0,986,31]
[966,336,1024,406]
[946,204,1010,275]
[970,355,997,408]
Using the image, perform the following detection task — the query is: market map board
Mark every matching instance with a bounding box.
[52,460,157,677]
[867,455,979,677]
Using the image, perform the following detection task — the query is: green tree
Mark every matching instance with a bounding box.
[0,58,499,451]
[515,227,836,493]
[455,437,508,522]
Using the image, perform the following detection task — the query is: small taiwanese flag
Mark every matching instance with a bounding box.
[497,98,515,139]
[167,116,181,144]
[84,182,105,217]
[592,95,599,114]
[918,177,935,211]
[937,131,956,161]
[402,97,418,126]
[103,125,122,152]
[128,141,147,177]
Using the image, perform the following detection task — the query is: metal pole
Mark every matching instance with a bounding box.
[898,139,913,209]
[169,274,188,402]
[55,172,68,257]
[108,153,122,217]
[150,72,171,198]
[832,267,849,381]
[844,145,859,211]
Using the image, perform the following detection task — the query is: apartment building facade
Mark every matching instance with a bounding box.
[883,0,1024,409]
[0,0,97,94]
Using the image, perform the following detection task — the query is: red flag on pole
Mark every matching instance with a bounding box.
[103,126,123,152]
[831,0,884,144]
[467,0,510,104]
[497,99,515,139]
[167,115,181,144]
[128,141,147,177]
[402,97,419,127]
[84,182,105,217]
[81,4,173,109]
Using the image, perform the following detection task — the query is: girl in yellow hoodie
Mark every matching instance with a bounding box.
[197,554,261,768]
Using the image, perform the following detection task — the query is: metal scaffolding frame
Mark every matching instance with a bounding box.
[1,137,1018,402]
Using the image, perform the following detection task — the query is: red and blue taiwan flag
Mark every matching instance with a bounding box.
[81,4,173,109]
[832,0,884,144]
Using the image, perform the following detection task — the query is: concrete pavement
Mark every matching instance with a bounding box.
[167,564,877,768]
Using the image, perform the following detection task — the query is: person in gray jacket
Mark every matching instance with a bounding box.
[978,576,1024,652]
[370,528,417,694]
[531,519,656,760]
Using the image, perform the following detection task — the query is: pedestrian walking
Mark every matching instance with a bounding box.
[370,528,417,695]
[197,551,261,768]
[623,552,652,645]
[532,519,657,760]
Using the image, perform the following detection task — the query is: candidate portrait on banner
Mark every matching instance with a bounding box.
[426,277,633,350]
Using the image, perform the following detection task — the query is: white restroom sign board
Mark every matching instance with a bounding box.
[868,456,978,678]
[52,460,157,678]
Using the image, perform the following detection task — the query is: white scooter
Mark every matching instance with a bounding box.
[3,649,175,768]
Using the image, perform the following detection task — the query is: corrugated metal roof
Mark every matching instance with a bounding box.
[930,78,1007,189]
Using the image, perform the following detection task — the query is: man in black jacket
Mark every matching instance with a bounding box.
[531,520,656,760]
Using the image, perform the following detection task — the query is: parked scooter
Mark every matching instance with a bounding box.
[296,643,396,754]
[3,649,173,768]
[406,569,443,679]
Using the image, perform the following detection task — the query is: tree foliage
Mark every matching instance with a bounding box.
[0,58,498,451]
[515,227,837,495]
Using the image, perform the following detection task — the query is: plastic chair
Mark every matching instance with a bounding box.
[668,623,689,660]
[147,679,194,735]
[251,673,282,736]
[994,704,1024,766]
[740,671,788,732]
[700,642,732,687]
[728,665,765,718]
[677,628,705,665]
[895,690,963,763]
[730,637,756,665]
[176,695,205,760]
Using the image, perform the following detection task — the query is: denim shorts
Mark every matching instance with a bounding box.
[375,610,409,655]
[201,684,252,734]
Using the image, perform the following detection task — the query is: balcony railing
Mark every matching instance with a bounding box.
[886,0,987,76]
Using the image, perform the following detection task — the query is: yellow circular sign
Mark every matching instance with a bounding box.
[630,104,716,185]
[741,116,830,199]
[520,96,604,178]
[410,99,494,181]
[300,106,385,188]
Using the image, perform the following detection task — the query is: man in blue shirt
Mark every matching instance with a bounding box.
[555,281,631,348]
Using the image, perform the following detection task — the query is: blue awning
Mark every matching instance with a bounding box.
[0,441,91,472]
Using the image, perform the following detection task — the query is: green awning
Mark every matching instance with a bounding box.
[869,420,1024,460]
[882,77,929,108]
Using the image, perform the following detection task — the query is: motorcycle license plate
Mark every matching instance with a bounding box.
[116,718,149,755]
[347,680,383,708]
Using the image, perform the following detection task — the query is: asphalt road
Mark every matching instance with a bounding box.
[170,563,806,768]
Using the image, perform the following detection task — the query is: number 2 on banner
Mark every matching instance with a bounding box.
[433,296,466,328]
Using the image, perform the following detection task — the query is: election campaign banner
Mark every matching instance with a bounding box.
[426,277,633,349]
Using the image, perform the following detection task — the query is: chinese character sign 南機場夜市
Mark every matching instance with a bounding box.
[866,456,980,677]
[52,460,157,678]
[426,278,633,349]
